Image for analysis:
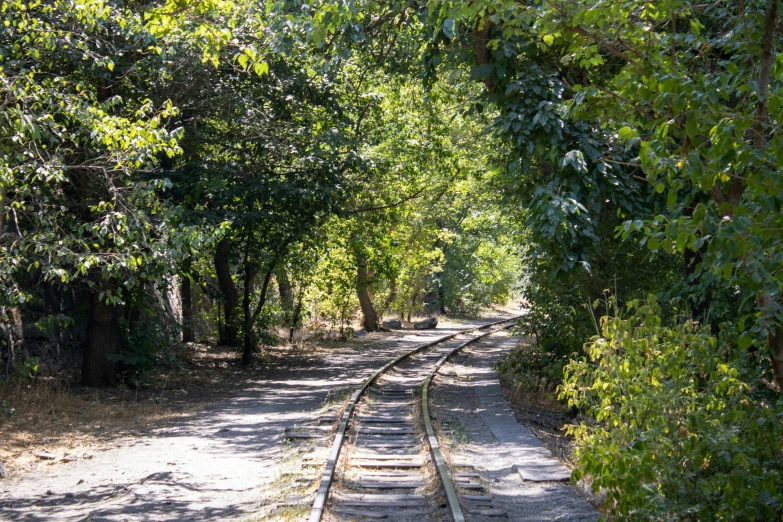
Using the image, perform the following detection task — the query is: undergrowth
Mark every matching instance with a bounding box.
[561,296,783,521]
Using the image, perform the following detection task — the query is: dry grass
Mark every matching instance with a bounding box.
[0,340,319,477]
[0,373,192,474]
[494,336,568,411]
[252,435,328,521]
[500,373,567,412]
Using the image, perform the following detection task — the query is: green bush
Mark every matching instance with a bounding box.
[495,341,572,392]
[111,290,179,380]
[500,280,592,388]
[560,296,783,521]
[505,211,682,392]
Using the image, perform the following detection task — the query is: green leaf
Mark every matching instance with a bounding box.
[563,150,587,173]
[618,126,639,141]
[692,203,707,225]
[667,189,678,209]
[685,118,697,139]
[254,61,269,76]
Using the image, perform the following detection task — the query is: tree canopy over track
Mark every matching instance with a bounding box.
[2,1,783,519]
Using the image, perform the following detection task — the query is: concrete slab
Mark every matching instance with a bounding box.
[516,462,572,482]
[429,330,599,522]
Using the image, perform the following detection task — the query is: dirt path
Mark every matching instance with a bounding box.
[0,316,512,521]
[430,330,598,521]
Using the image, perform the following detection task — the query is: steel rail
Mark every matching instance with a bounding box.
[308,316,518,522]
[421,319,519,522]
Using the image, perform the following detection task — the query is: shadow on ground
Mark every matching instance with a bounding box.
[0,315,515,521]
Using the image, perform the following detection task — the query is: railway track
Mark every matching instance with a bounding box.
[309,317,519,521]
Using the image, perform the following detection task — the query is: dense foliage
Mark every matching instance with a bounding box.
[2,0,782,518]
[561,297,783,520]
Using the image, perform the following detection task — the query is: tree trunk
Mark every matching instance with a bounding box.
[382,278,397,316]
[756,1,783,391]
[1,307,12,382]
[289,295,303,343]
[684,243,716,333]
[434,227,446,315]
[766,317,783,391]
[277,268,294,325]
[214,238,238,346]
[0,185,7,237]
[82,292,122,387]
[475,19,494,90]
[356,252,379,331]
[3,308,23,382]
[242,265,258,365]
[181,268,195,343]
[438,282,445,315]
[244,268,274,364]
[749,1,783,390]
[408,292,418,323]
[704,0,783,390]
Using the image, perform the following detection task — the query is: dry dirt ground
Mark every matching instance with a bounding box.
[0,314,514,521]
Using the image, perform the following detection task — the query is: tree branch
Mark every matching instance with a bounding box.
[753,0,777,151]
[250,268,275,324]
[345,187,427,214]
[363,12,397,34]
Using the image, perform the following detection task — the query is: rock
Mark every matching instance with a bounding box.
[35,451,57,460]
[412,317,438,330]
[382,320,402,330]
[355,329,368,336]
[82,453,93,460]
[0,461,7,479]
[62,454,79,462]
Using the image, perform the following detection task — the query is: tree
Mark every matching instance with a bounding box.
[528,0,783,389]
[0,0,265,384]
[0,1,185,385]
[165,53,348,361]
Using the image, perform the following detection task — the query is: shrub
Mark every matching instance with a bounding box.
[111,290,179,380]
[560,296,783,521]
[499,285,590,388]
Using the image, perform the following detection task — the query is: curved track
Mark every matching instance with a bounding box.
[309,317,519,522]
